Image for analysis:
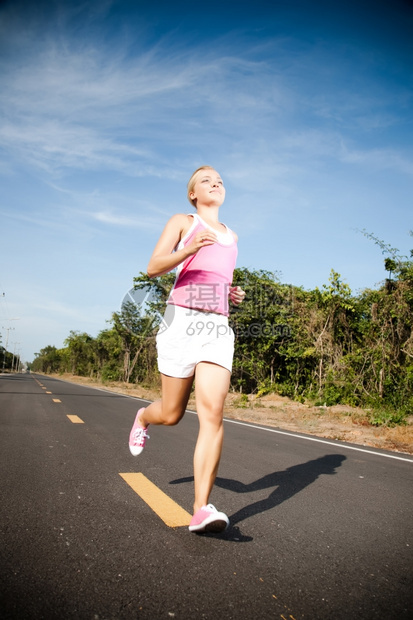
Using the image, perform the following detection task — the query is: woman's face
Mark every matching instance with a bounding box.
[189,169,226,207]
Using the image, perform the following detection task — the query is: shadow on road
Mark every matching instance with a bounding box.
[170,454,346,530]
[218,453,346,525]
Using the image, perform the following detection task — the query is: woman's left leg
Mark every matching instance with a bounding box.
[193,361,231,513]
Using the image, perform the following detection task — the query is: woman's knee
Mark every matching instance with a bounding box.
[161,403,186,425]
[197,403,225,428]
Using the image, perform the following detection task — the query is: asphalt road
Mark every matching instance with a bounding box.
[1,373,412,619]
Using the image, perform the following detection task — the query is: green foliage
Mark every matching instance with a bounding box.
[1,346,14,371]
[368,408,409,428]
[64,331,95,376]
[31,233,413,425]
[31,345,62,373]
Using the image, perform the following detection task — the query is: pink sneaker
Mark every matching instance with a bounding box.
[189,504,229,533]
[129,408,150,456]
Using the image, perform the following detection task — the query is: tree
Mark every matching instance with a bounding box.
[64,331,95,376]
[31,346,62,373]
[109,302,155,383]
[29,234,413,424]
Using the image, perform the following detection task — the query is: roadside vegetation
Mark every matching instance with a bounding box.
[31,232,413,427]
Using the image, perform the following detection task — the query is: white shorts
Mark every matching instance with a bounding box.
[156,305,235,378]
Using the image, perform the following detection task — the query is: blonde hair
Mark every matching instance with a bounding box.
[187,165,215,208]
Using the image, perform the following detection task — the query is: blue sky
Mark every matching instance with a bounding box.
[1,0,412,363]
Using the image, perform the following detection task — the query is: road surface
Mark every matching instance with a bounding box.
[1,373,412,619]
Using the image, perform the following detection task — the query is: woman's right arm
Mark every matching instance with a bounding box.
[147,213,217,278]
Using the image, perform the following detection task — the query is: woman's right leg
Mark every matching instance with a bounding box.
[138,373,194,427]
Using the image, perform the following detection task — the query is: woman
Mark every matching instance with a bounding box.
[129,166,245,533]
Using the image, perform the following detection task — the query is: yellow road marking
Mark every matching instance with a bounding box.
[42,387,47,389]
[119,473,191,528]
[52,399,61,403]
[46,391,52,394]
[67,415,84,424]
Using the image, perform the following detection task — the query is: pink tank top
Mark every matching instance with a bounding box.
[168,214,238,316]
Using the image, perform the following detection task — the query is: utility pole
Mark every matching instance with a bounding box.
[12,342,21,373]
[1,317,20,373]
[2,327,15,372]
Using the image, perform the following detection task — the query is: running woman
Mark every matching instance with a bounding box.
[128,166,245,533]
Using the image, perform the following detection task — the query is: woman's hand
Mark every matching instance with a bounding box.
[147,215,218,278]
[229,286,246,305]
[187,230,218,255]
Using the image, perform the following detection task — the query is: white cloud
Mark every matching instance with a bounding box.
[0,120,153,174]
[339,145,413,176]
[90,210,164,229]
[1,13,411,190]
[0,0,411,356]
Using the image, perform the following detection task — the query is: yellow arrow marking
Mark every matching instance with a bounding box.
[67,415,84,424]
[119,473,191,528]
